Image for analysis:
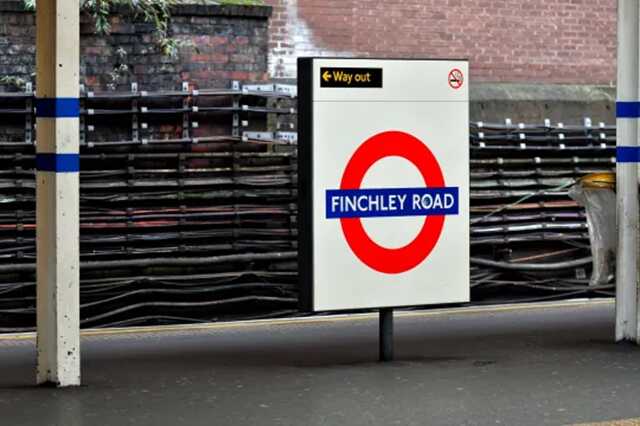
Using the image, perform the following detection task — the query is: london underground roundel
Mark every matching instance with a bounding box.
[298,57,469,312]
[326,131,458,274]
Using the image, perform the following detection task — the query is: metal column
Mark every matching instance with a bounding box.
[616,0,640,343]
[35,0,81,385]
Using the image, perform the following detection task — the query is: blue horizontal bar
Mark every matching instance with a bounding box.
[617,101,640,118]
[326,187,459,219]
[36,153,80,172]
[35,98,80,118]
[617,146,640,163]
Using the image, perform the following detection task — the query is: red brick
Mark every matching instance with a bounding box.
[264,0,617,84]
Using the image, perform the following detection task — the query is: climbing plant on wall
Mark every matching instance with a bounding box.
[1,0,264,90]
[23,0,181,57]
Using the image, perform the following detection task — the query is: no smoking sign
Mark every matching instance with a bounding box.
[448,68,464,89]
[299,58,469,312]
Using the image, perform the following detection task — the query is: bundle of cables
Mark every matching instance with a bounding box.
[0,86,615,331]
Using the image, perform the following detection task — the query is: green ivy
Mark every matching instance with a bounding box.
[0,76,29,90]
[11,0,264,90]
[24,0,182,58]
[219,0,265,4]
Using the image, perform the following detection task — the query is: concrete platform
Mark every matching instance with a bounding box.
[1,300,639,426]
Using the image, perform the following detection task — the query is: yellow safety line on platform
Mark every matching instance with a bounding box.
[0,298,613,342]
[574,418,640,425]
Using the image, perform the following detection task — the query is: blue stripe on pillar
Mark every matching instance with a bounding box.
[617,146,640,163]
[617,102,640,118]
[35,98,80,118]
[36,154,80,172]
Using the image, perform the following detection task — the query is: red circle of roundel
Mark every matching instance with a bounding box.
[339,131,445,274]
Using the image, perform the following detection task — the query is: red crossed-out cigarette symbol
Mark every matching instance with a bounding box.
[448,68,464,90]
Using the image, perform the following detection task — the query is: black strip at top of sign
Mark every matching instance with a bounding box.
[320,67,383,88]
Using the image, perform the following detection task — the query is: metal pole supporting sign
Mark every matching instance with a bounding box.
[379,308,394,362]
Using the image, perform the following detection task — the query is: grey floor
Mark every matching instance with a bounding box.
[0,301,638,426]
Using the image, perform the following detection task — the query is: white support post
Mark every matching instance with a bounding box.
[35,0,81,385]
[615,0,640,342]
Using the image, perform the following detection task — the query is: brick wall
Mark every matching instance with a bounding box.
[0,1,272,92]
[265,0,617,85]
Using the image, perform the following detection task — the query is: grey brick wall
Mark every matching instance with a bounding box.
[0,1,272,92]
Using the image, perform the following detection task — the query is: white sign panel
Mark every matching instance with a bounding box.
[298,58,470,312]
